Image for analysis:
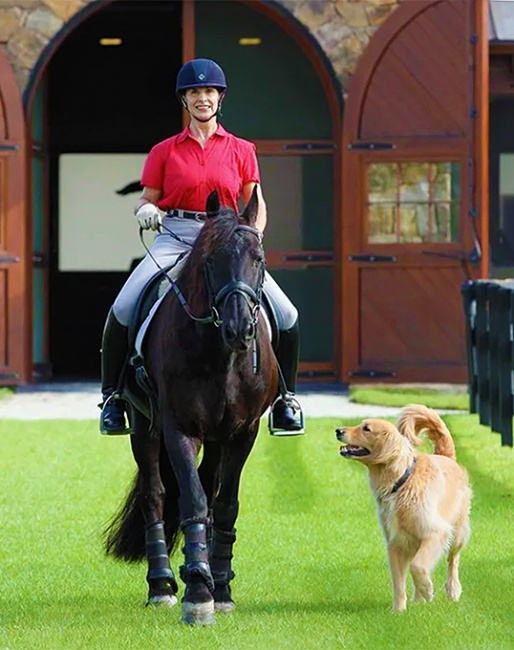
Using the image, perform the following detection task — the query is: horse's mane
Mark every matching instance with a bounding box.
[179,207,242,308]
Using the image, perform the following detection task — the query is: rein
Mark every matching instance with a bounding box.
[139,222,265,327]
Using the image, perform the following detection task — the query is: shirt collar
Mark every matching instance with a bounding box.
[176,123,228,144]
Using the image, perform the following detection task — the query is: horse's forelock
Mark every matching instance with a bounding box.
[194,211,239,257]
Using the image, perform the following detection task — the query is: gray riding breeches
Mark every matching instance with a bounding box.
[113,216,298,330]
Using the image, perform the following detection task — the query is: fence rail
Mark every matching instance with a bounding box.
[461,279,514,447]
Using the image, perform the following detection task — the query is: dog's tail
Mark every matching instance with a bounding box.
[397,404,456,460]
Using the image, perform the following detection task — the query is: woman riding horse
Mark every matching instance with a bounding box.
[99,58,304,436]
[105,189,281,624]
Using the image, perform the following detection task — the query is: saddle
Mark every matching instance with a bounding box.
[122,254,278,426]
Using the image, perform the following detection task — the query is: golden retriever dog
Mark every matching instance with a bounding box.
[335,404,471,611]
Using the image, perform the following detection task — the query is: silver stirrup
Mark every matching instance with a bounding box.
[268,394,305,436]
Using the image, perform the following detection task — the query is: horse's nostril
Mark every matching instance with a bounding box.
[224,324,237,342]
[244,322,255,340]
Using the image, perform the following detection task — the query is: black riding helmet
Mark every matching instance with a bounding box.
[176,58,227,121]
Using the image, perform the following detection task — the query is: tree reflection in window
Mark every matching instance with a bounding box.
[367,162,460,244]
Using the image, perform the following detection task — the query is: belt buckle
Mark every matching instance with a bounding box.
[193,212,205,222]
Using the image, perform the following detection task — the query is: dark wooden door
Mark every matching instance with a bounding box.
[195,0,341,383]
[0,50,29,385]
[341,0,489,383]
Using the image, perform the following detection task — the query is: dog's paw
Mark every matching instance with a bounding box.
[446,578,462,601]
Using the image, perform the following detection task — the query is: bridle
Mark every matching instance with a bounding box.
[143,223,265,327]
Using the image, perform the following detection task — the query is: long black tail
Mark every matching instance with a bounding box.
[103,445,181,562]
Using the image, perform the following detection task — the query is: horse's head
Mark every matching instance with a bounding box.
[199,187,265,352]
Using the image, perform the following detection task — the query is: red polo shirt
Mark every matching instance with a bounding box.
[140,124,260,212]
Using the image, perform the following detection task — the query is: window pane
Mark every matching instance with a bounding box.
[433,203,455,242]
[368,164,396,201]
[399,203,429,242]
[368,203,396,243]
[366,161,460,244]
[399,163,429,202]
[432,162,453,200]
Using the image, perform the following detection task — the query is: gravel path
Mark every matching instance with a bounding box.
[0,382,405,420]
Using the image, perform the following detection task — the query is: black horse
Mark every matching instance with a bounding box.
[104,188,278,624]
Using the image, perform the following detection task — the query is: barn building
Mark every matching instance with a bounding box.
[0,0,507,387]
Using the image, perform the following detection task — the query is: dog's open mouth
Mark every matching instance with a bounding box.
[340,444,370,457]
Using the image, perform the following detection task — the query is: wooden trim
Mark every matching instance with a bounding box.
[475,0,490,278]
[0,48,24,141]
[298,361,337,383]
[0,49,30,384]
[183,0,195,62]
[181,0,196,129]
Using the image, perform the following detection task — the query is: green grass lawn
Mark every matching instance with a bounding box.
[0,415,513,650]
[349,385,470,410]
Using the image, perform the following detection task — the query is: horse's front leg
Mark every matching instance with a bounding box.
[131,410,178,607]
[210,424,259,612]
[162,421,215,625]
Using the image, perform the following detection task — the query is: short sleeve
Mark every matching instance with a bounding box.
[141,142,166,189]
[240,141,261,185]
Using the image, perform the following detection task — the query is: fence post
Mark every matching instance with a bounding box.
[497,282,514,446]
[461,281,478,414]
[475,281,490,427]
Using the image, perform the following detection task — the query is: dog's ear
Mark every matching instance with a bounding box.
[397,408,423,446]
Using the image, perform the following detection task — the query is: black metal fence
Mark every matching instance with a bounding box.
[461,279,514,447]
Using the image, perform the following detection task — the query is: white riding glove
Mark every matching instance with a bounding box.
[135,203,162,231]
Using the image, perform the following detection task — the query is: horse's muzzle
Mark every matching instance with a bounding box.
[221,317,256,352]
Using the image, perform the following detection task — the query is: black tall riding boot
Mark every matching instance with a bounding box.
[269,318,305,436]
[99,308,131,435]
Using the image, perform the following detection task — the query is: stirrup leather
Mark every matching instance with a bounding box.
[268,393,305,436]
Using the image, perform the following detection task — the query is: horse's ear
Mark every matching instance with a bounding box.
[206,190,220,218]
[241,185,259,226]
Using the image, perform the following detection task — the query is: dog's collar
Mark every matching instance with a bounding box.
[391,458,416,494]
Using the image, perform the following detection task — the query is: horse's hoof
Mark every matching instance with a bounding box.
[214,600,235,613]
[181,600,215,625]
[146,594,178,608]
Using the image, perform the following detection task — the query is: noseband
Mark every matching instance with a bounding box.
[170,224,265,327]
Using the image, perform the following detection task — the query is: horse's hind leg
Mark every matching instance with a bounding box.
[131,410,178,607]
[210,426,259,612]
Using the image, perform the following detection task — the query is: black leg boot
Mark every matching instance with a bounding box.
[99,308,131,435]
[269,318,305,436]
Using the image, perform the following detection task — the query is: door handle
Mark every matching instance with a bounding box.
[0,255,20,263]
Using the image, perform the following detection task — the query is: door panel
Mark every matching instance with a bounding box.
[342,0,488,383]
[358,265,466,365]
[0,50,28,385]
[195,0,339,380]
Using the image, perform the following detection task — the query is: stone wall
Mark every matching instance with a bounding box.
[0,0,398,97]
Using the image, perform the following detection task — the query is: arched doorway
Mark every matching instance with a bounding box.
[25,0,341,382]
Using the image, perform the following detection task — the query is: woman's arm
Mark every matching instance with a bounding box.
[242,182,267,232]
[133,186,163,216]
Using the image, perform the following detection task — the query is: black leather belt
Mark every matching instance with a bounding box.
[167,209,207,221]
